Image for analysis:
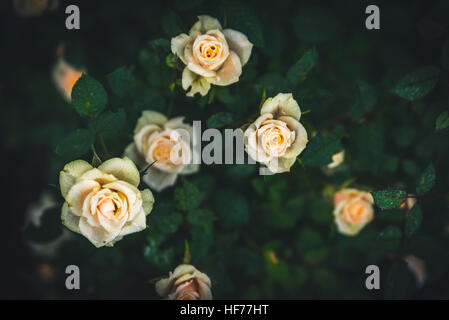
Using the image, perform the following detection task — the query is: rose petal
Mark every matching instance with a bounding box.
[278,116,308,158]
[77,168,118,185]
[134,111,167,135]
[97,157,140,187]
[79,216,120,248]
[119,207,147,236]
[134,124,162,155]
[171,33,190,64]
[189,15,222,34]
[123,143,147,169]
[59,160,93,199]
[207,51,242,86]
[266,156,296,174]
[222,29,253,66]
[142,167,178,192]
[187,75,211,97]
[61,202,80,233]
[66,180,101,216]
[103,180,142,221]
[261,93,301,120]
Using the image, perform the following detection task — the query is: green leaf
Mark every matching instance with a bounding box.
[222,0,264,47]
[207,112,234,128]
[416,164,436,195]
[287,47,318,85]
[55,129,94,158]
[435,111,449,131]
[292,7,343,43]
[24,208,63,243]
[88,110,126,136]
[351,80,377,119]
[71,74,108,118]
[174,179,203,212]
[301,125,343,166]
[406,205,423,238]
[213,189,250,226]
[391,66,440,101]
[106,65,137,97]
[371,190,407,210]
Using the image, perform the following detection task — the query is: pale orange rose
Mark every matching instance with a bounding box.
[333,188,374,236]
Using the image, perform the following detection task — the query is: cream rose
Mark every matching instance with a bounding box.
[155,264,212,300]
[171,15,253,97]
[59,157,154,248]
[244,93,308,173]
[327,150,345,169]
[53,58,84,101]
[124,111,199,192]
[333,188,374,236]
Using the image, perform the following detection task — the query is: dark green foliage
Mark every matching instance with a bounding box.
[372,190,407,210]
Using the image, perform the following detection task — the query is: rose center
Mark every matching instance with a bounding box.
[98,198,117,218]
[199,41,221,61]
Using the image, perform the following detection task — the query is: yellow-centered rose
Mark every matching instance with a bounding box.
[155,264,212,300]
[333,188,374,236]
[244,93,308,173]
[59,157,154,247]
[171,15,253,97]
[124,111,199,192]
[52,58,83,101]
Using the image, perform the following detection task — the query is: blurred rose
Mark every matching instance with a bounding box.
[59,157,154,247]
[404,255,426,287]
[13,0,58,17]
[156,264,212,300]
[24,192,73,257]
[244,93,308,173]
[327,150,345,169]
[124,111,199,192]
[171,15,253,97]
[399,195,417,210]
[333,188,374,236]
[52,58,84,101]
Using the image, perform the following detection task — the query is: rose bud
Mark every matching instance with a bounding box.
[327,150,345,169]
[171,15,253,97]
[333,188,374,236]
[155,264,212,300]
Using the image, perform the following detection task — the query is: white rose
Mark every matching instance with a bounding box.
[155,264,212,300]
[244,93,308,173]
[52,58,84,102]
[171,15,253,97]
[333,188,374,236]
[124,111,199,192]
[59,157,154,248]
